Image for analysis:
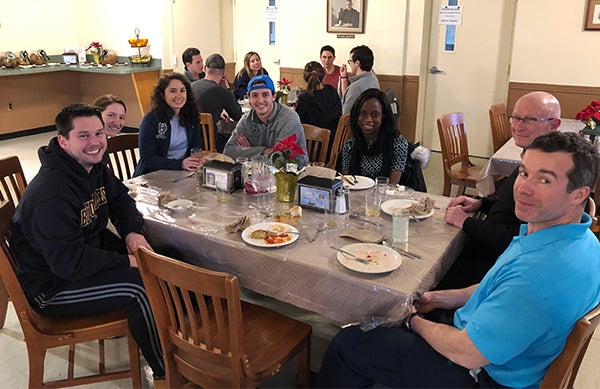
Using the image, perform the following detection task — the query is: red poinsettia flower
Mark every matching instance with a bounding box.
[576,100,600,124]
[265,134,305,170]
[277,77,292,92]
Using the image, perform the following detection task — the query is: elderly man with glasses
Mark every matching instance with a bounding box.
[436,91,562,290]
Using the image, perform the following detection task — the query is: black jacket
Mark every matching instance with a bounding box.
[134,110,203,176]
[10,137,143,302]
[435,168,522,290]
[296,85,342,137]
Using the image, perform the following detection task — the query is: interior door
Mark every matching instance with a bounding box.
[421,0,516,157]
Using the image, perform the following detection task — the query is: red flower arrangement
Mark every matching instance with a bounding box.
[86,41,103,56]
[576,100,600,130]
[277,77,292,93]
[265,134,304,170]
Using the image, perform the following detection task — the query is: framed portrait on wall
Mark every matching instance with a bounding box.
[585,0,600,30]
[327,0,365,34]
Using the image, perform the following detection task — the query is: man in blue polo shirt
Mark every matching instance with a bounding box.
[314,131,600,388]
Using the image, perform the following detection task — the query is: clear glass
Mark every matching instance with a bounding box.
[364,190,381,217]
[324,197,338,229]
[236,157,250,186]
[215,181,230,203]
[392,209,409,244]
[375,176,389,194]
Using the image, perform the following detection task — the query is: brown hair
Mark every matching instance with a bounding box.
[303,61,325,95]
[93,94,126,113]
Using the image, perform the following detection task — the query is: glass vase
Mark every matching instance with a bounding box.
[91,53,101,65]
[275,171,298,202]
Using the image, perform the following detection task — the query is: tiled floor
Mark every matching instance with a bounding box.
[1,131,599,388]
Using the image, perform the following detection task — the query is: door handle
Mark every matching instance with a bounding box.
[429,66,444,74]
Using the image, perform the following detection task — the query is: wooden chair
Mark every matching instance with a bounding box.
[134,247,312,388]
[489,103,511,152]
[540,304,600,388]
[302,124,331,164]
[200,112,217,153]
[326,114,351,169]
[0,200,142,388]
[106,133,139,181]
[436,112,483,197]
[0,155,27,329]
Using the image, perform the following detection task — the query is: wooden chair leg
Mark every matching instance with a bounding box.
[0,277,8,328]
[456,184,466,197]
[297,338,311,388]
[442,177,452,197]
[26,344,47,388]
[126,332,142,388]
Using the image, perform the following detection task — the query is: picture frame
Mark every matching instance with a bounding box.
[327,0,365,34]
[584,0,600,30]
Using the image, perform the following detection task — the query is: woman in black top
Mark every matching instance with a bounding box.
[233,51,269,100]
[295,61,342,142]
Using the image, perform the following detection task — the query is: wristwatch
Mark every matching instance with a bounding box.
[403,312,422,331]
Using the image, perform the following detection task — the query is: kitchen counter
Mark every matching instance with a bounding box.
[0,57,162,136]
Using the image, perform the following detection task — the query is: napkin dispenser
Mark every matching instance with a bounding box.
[202,160,243,192]
[297,176,344,212]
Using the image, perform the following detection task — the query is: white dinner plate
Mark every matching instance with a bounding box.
[165,199,193,212]
[242,222,299,248]
[380,199,435,219]
[336,243,402,274]
[342,175,375,190]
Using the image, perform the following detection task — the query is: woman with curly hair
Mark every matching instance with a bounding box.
[233,51,269,100]
[340,88,408,185]
[295,61,341,138]
[134,72,203,176]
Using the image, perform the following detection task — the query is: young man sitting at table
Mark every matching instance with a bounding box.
[314,131,600,388]
[223,74,309,168]
[437,91,562,290]
[191,53,242,152]
[9,103,165,381]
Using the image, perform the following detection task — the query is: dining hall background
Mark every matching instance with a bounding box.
[2,0,599,157]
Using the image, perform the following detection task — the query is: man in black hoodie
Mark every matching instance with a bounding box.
[10,103,165,379]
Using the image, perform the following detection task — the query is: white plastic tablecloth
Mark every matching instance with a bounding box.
[129,170,465,327]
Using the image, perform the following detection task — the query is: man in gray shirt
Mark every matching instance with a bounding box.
[340,45,380,114]
[223,75,308,168]
[191,53,242,152]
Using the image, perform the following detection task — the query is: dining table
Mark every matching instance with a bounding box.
[127,170,466,329]
[476,118,585,197]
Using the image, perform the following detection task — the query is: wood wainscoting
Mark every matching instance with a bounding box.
[280,67,419,142]
[507,82,600,119]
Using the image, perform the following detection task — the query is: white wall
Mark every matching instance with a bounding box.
[232,0,422,81]
[511,0,600,86]
[4,0,599,88]
[0,0,77,54]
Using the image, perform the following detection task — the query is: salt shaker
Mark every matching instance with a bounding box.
[392,209,409,244]
[336,186,349,214]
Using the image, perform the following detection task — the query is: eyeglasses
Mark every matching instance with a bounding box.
[509,116,555,124]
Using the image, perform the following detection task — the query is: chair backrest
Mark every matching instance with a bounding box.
[106,133,139,181]
[200,113,217,153]
[436,112,472,175]
[135,246,248,387]
[385,88,400,123]
[326,114,351,169]
[0,155,27,207]
[489,103,511,152]
[302,124,331,164]
[540,304,600,388]
[0,200,34,331]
